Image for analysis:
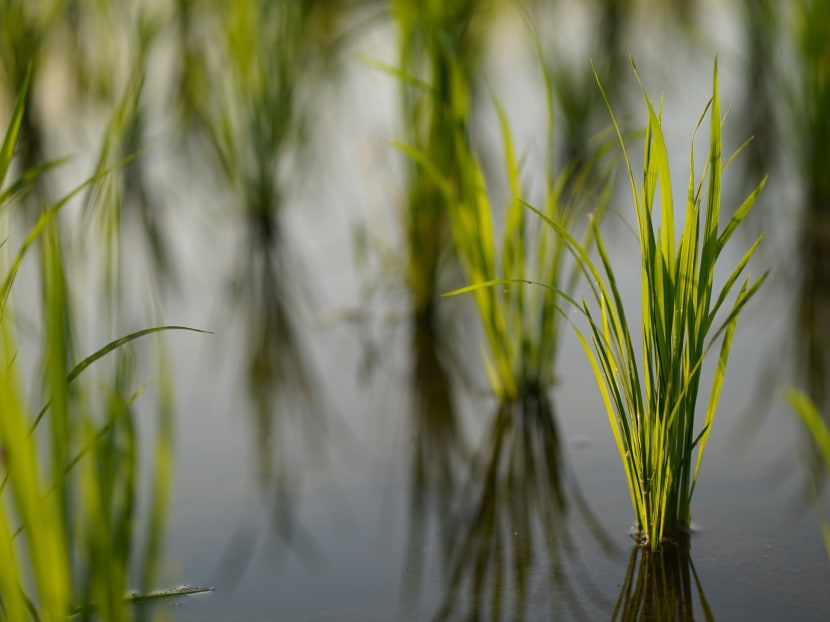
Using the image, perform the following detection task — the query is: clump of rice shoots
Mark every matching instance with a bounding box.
[0,72,205,621]
[554,60,768,549]
[405,38,610,400]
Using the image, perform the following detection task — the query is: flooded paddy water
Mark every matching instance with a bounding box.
[1,1,829,620]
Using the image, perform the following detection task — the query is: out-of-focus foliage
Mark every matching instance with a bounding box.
[0,73,204,622]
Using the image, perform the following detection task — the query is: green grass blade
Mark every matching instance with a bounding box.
[67,326,211,383]
[28,326,210,432]
[0,67,31,189]
[717,177,767,252]
[359,54,436,95]
[0,155,139,314]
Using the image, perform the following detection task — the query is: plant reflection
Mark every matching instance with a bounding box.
[403,317,468,606]
[790,0,830,484]
[431,395,615,621]
[612,535,713,622]
[192,0,345,569]
[791,200,830,487]
[210,243,324,590]
[795,210,830,410]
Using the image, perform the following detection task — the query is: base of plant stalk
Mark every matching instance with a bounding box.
[631,526,693,551]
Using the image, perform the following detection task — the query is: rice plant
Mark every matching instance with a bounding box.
[541,60,767,549]
[388,0,492,326]
[449,58,766,547]
[0,73,205,621]
[405,36,611,400]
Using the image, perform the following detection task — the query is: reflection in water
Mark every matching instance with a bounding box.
[209,140,326,597]
[795,210,830,412]
[194,0,337,491]
[231,231,321,508]
[403,317,468,607]
[790,0,830,485]
[793,205,830,487]
[429,395,615,621]
[612,535,713,622]
[193,1,346,588]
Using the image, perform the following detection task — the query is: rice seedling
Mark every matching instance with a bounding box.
[0,72,206,621]
[193,0,313,421]
[409,36,611,400]
[448,58,765,548]
[537,60,767,549]
[387,0,493,326]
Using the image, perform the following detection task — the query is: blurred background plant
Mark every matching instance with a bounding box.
[737,0,779,190]
[432,39,612,401]
[748,0,830,492]
[790,0,830,425]
[0,74,203,622]
[176,0,359,553]
[388,0,494,328]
